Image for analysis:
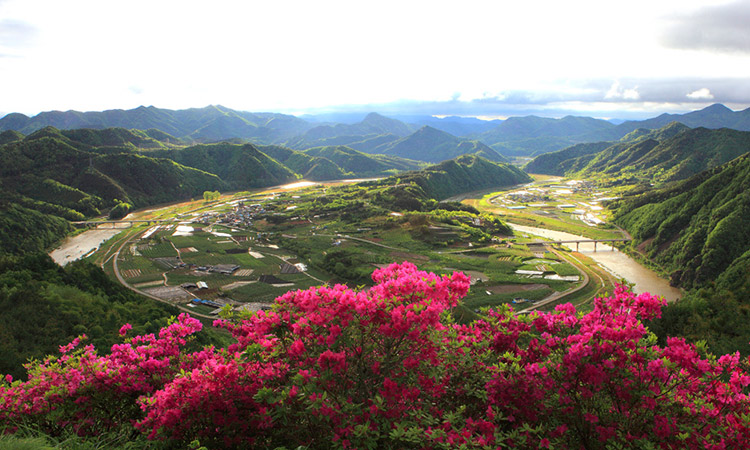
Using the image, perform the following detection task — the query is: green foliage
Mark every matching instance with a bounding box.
[614,153,750,289]
[302,145,425,177]
[259,145,347,180]
[155,143,298,189]
[0,253,232,381]
[202,190,220,202]
[108,200,132,219]
[387,154,531,201]
[377,126,507,163]
[0,133,225,209]
[524,141,612,175]
[0,201,71,255]
[526,124,750,184]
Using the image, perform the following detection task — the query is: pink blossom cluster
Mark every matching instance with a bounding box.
[2,262,750,449]
[0,313,211,436]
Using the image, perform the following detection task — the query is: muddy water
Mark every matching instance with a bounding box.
[509,224,682,302]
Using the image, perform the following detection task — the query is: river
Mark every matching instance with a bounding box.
[509,224,682,302]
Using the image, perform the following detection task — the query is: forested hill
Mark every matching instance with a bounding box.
[612,103,750,136]
[525,124,750,184]
[612,152,750,291]
[0,134,226,213]
[611,152,750,354]
[523,141,614,175]
[475,115,615,157]
[373,126,507,163]
[384,154,531,201]
[301,145,425,176]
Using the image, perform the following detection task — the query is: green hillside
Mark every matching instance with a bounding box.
[303,145,424,176]
[525,124,750,184]
[376,126,507,163]
[612,153,750,355]
[60,127,180,149]
[524,141,613,175]
[389,154,531,201]
[342,133,401,153]
[524,122,691,176]
[291,113,413,146]
[0,135,225,209]
[0,199,72,255]
[259,145,347,181]
[156,142,297,189]
[581,127,750,183]
[617,121,690,143]
[613,152,750,290]
[0,130,23,145]
[613,103,750,136]
[475,115,615,156]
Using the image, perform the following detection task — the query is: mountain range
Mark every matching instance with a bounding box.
[4,103,750,160]
[524,122,750,184]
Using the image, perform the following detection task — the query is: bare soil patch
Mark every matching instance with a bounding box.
[143,286,191,301]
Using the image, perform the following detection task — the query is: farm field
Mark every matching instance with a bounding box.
[89,180,618,322]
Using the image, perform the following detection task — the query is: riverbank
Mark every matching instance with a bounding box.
[509,223,682,302]
[49,226,126,266]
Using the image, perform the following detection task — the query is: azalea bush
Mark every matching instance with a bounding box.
[2,262,750,449]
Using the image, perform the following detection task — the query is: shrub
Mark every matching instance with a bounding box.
[3,263,750,449]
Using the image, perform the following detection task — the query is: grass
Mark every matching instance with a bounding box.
[0,427,162,450]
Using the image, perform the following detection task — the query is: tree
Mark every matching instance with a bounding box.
[202,190,220,202]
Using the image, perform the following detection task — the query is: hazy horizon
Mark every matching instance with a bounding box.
[1,0,749,120]
[0,101,743,125]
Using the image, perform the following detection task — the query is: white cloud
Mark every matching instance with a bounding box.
[605,81,641,100]
[661,1,750,54]
[686,88,714,100]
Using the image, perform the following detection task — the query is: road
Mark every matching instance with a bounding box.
[313,233,404,251]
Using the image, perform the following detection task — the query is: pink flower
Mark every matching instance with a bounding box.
[288,339,305,358]
[119,323,133,336]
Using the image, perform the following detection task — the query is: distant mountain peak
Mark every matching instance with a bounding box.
[701,103,732,113]
[363,112,387,121]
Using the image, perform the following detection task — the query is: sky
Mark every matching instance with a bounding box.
[0,0,749,120]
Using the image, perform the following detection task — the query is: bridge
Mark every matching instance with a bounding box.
[532,238,631,252]
[71,219,173,228]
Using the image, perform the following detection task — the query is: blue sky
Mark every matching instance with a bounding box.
[1,0,749,120]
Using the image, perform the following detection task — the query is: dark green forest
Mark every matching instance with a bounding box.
[525,123,750,184]
[0,253,179,380]
[612,153,750,355]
